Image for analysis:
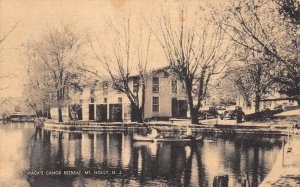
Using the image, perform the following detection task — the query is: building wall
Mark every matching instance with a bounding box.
[87,83,132,122]
[50,107,69,122]
[80,70,191,121]
[236,91,298,113]
[144,71,172,119]
[81,89,90,121]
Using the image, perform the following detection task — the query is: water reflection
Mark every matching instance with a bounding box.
[0,123,32,187]
[0,123,283,187]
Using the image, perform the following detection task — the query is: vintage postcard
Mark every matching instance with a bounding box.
[0,0,300,186]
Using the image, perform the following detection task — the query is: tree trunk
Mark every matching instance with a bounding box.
[246,99,251,109]
[255,93,260,114]
[191,108,199,124]
[298,86,300,108]
[47,108,51,119]
[58,107,63,122]
[186,80,199,124]
[140,82,146,122]
[255,63,262,114]
[136,109,143,123]
[131,103,144,123]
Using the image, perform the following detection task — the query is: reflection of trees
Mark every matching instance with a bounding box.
[28,131,130,186]
[74,133,83,169]
[34,126,42,140]
[27,130,74,187]
[259,148,266,184]
[140,146,154,184]
[27,131,283,187]
[170,144,185,179]
[183,143,208,187]
[88,133,96,170]
[29,130,52,169]
[56,132,65,168]
[221,136,282,186]
[252,146,259,187]
[131,142,207,187]
[131,145,139,178]
[108,134,122,168]
[94,134,106,166]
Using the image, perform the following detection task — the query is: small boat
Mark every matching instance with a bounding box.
[132,134,204,142]
[203,139,218,143]
[133,141,156,147]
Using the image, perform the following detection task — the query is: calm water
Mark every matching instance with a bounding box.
[0,122,283,187]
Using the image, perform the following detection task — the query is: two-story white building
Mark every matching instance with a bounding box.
[80,68,189,122]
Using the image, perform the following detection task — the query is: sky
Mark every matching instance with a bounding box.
[0,0,124,98]
[0,0,218,99]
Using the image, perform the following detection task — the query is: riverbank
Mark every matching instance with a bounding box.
[44,109,299,136]
[44,121,289,136]
[258,109,300,186]
[259,134,300,187]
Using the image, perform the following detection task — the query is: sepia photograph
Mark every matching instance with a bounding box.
[0,0,300,186]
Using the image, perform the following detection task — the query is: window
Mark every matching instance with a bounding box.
[116,87,122,94]
[152,77,159,93]
[164,71,169,78]
[103,81,108,95]
[152,97,159,112]
[90,97,95,103]
[90,88,95,95]
[90,83,96,103]
[112,84,122,94]
[172,79,177,93]
[104,98,107,103]
[118,97,122,103]
[133,78,139,93]
[180,83,186,94]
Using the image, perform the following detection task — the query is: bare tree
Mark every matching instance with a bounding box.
[25,24,86,122]
[23,69,52,117]
[156,8,234,124]
[0,22,18,91]
[227,67,254,108]
[275,0,300,107]
[0,22,18,45]
[211,0,284,62]
[211,0,300,107]
[92,17,152,123]
[225,58,275,112]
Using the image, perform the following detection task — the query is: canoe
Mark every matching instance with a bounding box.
[133,141,156,147]
[132,134,204,142]
[203,139,218,143]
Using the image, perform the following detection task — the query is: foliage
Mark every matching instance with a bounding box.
[274,0,300,105]
[276,0,300,25]
[211,0,300,108]
[23,24,87,121]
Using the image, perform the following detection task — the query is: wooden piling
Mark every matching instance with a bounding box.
[282,139,285,166]
[213,175,228,187]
